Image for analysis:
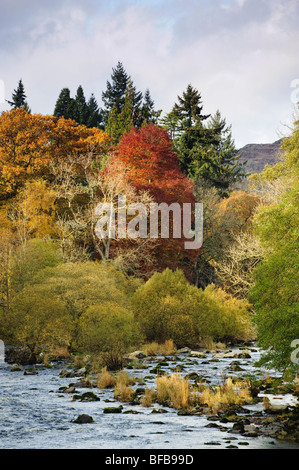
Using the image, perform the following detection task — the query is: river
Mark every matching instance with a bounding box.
[0,345,298,449]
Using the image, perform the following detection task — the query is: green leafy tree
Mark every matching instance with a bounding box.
[249,115,299,371]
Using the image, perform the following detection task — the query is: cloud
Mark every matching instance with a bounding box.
[0,0,298,147]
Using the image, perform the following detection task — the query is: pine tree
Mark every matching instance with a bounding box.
[86,93,102,128]
[170,84,210,175]
[74,85,89,125]
[140,89,161,125]
[106,79,135,142]
[101,62,143,127]
[189,111,246,196]
[53,88,74,119]
[173,84,210,129]
[7,79,31,112]
[170,85,245,195]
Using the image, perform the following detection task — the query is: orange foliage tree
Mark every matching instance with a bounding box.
[0,108,110,198]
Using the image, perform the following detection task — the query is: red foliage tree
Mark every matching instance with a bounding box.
[114,124,200,281]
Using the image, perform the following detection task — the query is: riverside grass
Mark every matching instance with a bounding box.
[155,373,253,412]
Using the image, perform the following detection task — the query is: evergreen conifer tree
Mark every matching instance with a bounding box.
[169,85,245,195]
[53,88,74,119]
[101,62,143,127]
[86,93,102,128]
[7,79,31,112]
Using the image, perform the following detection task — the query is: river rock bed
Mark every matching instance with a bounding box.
[1,342,298,449]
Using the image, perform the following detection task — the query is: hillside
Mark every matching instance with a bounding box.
[238,139,283,174]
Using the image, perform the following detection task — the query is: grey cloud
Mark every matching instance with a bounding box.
[0,0,297,147]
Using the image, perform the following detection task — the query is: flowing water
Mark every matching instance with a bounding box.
[0,346,298,449]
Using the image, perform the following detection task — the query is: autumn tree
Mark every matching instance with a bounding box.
[193,183,261,289]
[0,108,110,198]
[8,180,57,245]
[115,124,200,280]
[51,152,155,273]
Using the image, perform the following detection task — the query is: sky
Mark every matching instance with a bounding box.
[0,0,298,148]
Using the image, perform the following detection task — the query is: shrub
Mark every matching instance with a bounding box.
[133,268,254,347]
[77,301,141,357]
[196,284,255,343]
[9,284,73,360]
[133,269,201,347]
[113,371,136,402]
[142,339,177,356]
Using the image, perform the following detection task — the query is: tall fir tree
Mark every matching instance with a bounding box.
[74,85,89,125]
[86,93,102,128]
[101,62,143,127]
[53,88,74,119]
[106,79,135,142]
[140,89,161,125]
[170,84,210,175]
[169,85,245,195]
[7,79,31,112]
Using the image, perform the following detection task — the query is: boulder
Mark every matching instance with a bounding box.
[212,350,251,359]
[190,351,207,358]
[176,347,191,354]
[74,367,86,377]
[126,351,146,360]
[11,363,23,372]
[73,414,94,424]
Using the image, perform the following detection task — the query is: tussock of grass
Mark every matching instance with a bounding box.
[142,339,177,356]
[198,336,226,350]
[156,373,191,410]
[97,366,116,388]
[140,388,157,407]
[113,370,137,402]
[199,377,253,413]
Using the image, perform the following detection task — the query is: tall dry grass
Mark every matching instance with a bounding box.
[199,377,253,413]
[140,388,157,407]
[97,366,116,388]
[142,339,177,356]
[113,370,136,402]
[156,373,191,410]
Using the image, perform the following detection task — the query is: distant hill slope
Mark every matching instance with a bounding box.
[237,139,283,175]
